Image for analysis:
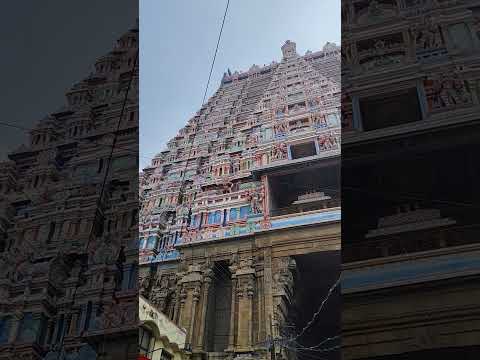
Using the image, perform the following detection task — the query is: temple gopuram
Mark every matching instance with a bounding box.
[342,0,480,359]
[139,41,341,360]
[0,24,139,359]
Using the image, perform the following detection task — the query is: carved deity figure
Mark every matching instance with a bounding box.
[232,159,240,173]
[271,143,287,160]
[312,114,327,127]
[254,153,263,167]
[361,37,402,70]
[101,302,124,329]
[249,191,263,214]
[274,122,288,135]
[416,17,443,50]
[318,133,339,150]
[251,133,259,145]
[158,274,170,290]
[308,98,321,109]
[239,257,253,270]
[272,257,296,294]
[430,73,472,109]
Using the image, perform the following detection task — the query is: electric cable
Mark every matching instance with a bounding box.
[139,0,231,271]
[54,47,139,360]
[288,275,341,343]
[175,0,230,242]
[296,335,340,350]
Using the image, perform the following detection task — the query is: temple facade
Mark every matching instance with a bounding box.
[139,41,341,360]
[0,24,139,359]
[342,0,480,359]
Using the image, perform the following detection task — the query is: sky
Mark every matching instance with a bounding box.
[140,0,341,170]
[1,1,137,160]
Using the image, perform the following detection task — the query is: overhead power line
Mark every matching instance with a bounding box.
[289,275,341,342]
[55,48,139,360]
[0,121,33,132]
[175,0,231,239]
[201,0,230,106]
[141,0,231,267]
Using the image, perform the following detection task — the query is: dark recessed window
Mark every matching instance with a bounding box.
[290,141,317,159]
[359,88,422,131]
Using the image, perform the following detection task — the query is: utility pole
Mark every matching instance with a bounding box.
[269,315,276,360]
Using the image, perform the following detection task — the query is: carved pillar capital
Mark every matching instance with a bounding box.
[179,287,188,304]
[272,256,296,295]
[234,271,256,351]
[203,268,214,284]
[246,280,255,298]
[192,285,201,303]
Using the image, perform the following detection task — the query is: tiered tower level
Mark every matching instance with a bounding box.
[341,1,480,359]
[140,41,341,264]
[0,25,138,359]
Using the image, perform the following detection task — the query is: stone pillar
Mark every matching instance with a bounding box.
[261,175,270,215]
[173,278,183,325]
[236,274,255,351]
[195,268,213,351]
[227,275,238,352]
[177,265,204,349]
[247,278,255,348]
[234,259,256,352]
[178,286,188,330]
[254,256,265,347]
[263,248,274,343]
[271,257,296,339]
[188,285,201,347]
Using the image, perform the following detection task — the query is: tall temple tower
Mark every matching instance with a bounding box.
[139,41,341,360]
[0,24,139,359]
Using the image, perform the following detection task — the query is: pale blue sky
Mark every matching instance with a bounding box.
[140,0,340,170]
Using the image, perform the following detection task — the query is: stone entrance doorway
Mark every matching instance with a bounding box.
[206,261,233,353]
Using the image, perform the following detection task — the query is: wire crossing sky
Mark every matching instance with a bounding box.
[139,0,341,170]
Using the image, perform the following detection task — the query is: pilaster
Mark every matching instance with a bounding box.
[177,265,204,349]
[233,258,256,353]
[194,267,214,352]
